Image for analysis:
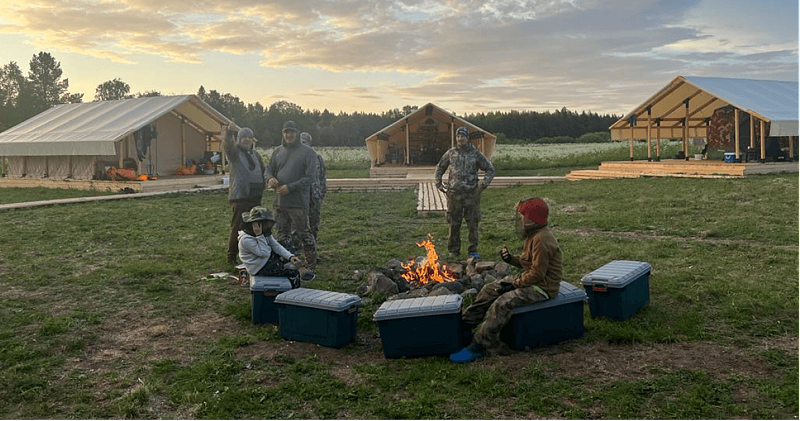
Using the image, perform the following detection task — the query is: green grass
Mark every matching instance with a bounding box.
[0,170,796,418]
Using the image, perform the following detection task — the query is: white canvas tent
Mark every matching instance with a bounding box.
[365,103,497,166]
[610,76,798,161]
[0,95,238,180]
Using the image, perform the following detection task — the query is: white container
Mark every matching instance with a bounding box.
[694,154,703,160]
[222,175,229,185]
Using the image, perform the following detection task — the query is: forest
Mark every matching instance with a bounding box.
[0,52,619,147]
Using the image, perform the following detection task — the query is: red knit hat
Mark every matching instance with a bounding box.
[517,197,548,225]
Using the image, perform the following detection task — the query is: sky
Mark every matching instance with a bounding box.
[0,0,797,116]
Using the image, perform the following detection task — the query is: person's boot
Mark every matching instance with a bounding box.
[449,342,486,364]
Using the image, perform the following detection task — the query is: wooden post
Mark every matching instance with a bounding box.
[646,106,652,161]
[734,109,741,161]
[749,115,755,149]
[683,98,690,160]
[655,119,661,161]
[118,140,123,168]
[450,118,455,148]
[759,120,766,161]
[405,119,410,165]
[1,156,6,176]
[181,117,186,166]
[790,135,795,160]
[220,123,227,174]
[628,116,635,161]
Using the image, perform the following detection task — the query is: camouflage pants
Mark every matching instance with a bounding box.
[462,280,548,352]
[308,196,322,240]
[446,188,481,255]
[274,206,317,271]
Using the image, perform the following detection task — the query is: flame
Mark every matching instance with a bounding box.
[401,234,456,286]
[137,174,149,181]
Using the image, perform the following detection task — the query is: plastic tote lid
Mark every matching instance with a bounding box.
[511,281,587,314]
[373,294,463,321]
[274,288,361,311]
[250,276,293,292]
[581,260,652,288]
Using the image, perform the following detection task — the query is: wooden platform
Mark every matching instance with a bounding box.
[416,182,447,215]
[566,160,799,180]
[0,174,227,193]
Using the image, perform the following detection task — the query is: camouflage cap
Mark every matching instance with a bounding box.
[300,132,312,146]
[242,206,275,223]
[456,126,469,138]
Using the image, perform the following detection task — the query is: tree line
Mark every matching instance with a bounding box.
[1,51,619,145]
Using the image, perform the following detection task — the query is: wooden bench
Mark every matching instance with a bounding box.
[416,182,447,215]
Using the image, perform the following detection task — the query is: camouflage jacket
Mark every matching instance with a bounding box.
[435,142,495,193]
[310,152,327,202]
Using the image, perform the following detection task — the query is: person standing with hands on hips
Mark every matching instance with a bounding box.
[224,127,265,266]
[435,126,495,259]
[265,121,318,282]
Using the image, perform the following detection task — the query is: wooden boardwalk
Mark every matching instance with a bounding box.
[416,182,447,215]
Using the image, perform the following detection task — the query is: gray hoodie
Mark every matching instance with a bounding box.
[264,138,317,209]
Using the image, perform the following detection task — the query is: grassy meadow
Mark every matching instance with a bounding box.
[0,144,796,419]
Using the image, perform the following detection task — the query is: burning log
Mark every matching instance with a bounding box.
[400,234,457,287]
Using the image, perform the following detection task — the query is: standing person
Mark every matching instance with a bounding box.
[237,207,302,287]
[265,121,318,282]
[224,127,265,266]
[450,197,562,363]
[300,132,327,240]
[435,126,495,259]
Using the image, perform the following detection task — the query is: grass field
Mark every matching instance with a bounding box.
[0,149,796,418]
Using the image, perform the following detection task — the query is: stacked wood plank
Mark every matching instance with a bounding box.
[566,160,753,180]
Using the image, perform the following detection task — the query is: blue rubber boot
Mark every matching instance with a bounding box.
[449,342,486,364]
[468,252,480,260]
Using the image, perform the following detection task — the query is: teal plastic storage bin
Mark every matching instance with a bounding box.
[250,276,293,324]
[500,281,587,349]
[581,260,651,321]
[275,288,361,348]
[373,295,463,358]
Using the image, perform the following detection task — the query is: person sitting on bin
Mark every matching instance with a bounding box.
[238,206,302,287]
[450,197,562,363]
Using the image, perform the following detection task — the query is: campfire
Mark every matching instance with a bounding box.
[400,234,456,287]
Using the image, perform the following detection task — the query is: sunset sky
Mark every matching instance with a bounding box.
[0,0,797,116]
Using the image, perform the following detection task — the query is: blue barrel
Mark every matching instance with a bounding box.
[724,153,736,163]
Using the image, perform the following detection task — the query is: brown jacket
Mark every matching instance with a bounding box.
[509,226,562,298]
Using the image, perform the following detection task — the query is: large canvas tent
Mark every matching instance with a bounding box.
[0,95,238,180]
[609,76,798,161]
[365,103,496,166]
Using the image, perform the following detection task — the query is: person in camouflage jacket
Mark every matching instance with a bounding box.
[435,126,495,258]
[450,197,562,363]
[300,132,327,240]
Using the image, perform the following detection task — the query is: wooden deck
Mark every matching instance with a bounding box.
[0,174,227,193]
[566,160,798,180]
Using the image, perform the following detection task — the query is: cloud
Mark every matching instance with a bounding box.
[0,0,796,113]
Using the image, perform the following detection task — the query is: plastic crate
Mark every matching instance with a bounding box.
[250,276,293,324]
[274,288,361,348]
[500,281,587,349]
[373,295,463,358]
[581,260,651,321]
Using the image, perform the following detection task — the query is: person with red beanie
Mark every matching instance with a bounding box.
[450,197,563,363]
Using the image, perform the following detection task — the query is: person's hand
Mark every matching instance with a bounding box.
[478,182,486,192]
[252,221,262,236]
[500,246,513,264]
[276,185,289,195]
[497,280,515,294]
[436,183,446,194]
[267,177,279,189]
[290,256,302,266]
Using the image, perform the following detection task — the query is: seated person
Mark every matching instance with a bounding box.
[450,197,562,363]
[238,207,302,287]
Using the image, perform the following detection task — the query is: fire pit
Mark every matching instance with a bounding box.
[355,234,513,302]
